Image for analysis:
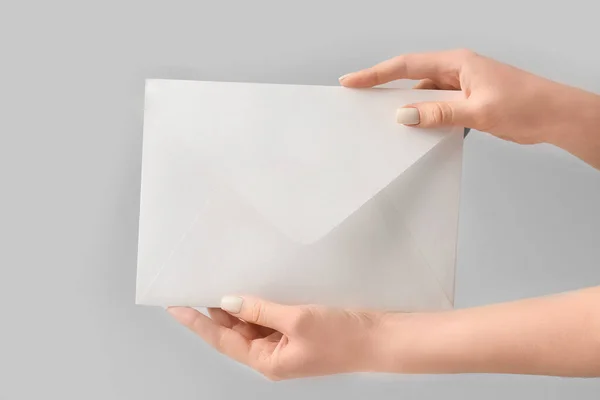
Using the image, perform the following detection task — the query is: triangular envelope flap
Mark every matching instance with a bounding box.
[146,80,463,244]
[142,176,300,307]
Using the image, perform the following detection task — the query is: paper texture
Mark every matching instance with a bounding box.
[136,80,464,312]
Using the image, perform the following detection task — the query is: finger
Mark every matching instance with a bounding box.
[247,334,286,377]
[208,308,275,340]
[208,308,260,339]
[413,79,439,90]
[396,101,474,128]
[339,49,468,88]
[208,307,238,328]
[167,307,250,364]
[220,296,298,333]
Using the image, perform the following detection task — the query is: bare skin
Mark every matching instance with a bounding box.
[168,49,600,381]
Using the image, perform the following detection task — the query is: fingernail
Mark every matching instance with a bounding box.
[338,73,351,82]
[221,296,243,313]
[396,108,420,125]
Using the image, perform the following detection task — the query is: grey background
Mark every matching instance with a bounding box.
[1,0,599,399]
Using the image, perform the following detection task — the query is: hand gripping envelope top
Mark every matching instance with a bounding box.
[136,79,465,312]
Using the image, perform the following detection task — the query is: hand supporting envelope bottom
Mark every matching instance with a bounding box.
[168,296,390,380]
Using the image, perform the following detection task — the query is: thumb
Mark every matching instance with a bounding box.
[220,295,294,332]
[396,100,473,128]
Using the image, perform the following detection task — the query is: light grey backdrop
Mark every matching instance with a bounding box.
[1,1,599,399]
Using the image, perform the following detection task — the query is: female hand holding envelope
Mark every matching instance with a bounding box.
[341,48,600,169]
[168,49,600,380]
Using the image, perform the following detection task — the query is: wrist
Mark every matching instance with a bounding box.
[369,310,493,374]
[544,87,600,169]
[368,312,459,374]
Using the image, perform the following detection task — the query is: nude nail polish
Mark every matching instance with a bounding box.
[396,108,420,125]
[221,296,243,313]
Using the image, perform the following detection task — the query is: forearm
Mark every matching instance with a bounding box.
[374,286,600,376]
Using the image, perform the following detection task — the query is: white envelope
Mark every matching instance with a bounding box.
[135,79,464,312]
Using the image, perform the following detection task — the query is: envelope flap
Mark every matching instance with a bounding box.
[146,80,463,244]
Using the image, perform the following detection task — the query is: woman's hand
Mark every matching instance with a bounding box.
[340,49,600,169]
[167,296,393,380]
[168,287,600,380]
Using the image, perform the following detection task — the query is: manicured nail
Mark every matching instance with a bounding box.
[221,296,243,313]
[396,108,420,125]
[338,73,351,82]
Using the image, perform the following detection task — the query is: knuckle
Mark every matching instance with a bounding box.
[268,363,285,378]
[264,373,283,382]
[215,330,230,353]
[179,312,199,328]
[251,301,266,324]
[369,67,383,86]
[265,375,279,382]
[428,106,442,125]
[288,307,315,334]
[454,48,477,60]
[429,102,454,125]
[259,363,285,381]
[441,103,456,124]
